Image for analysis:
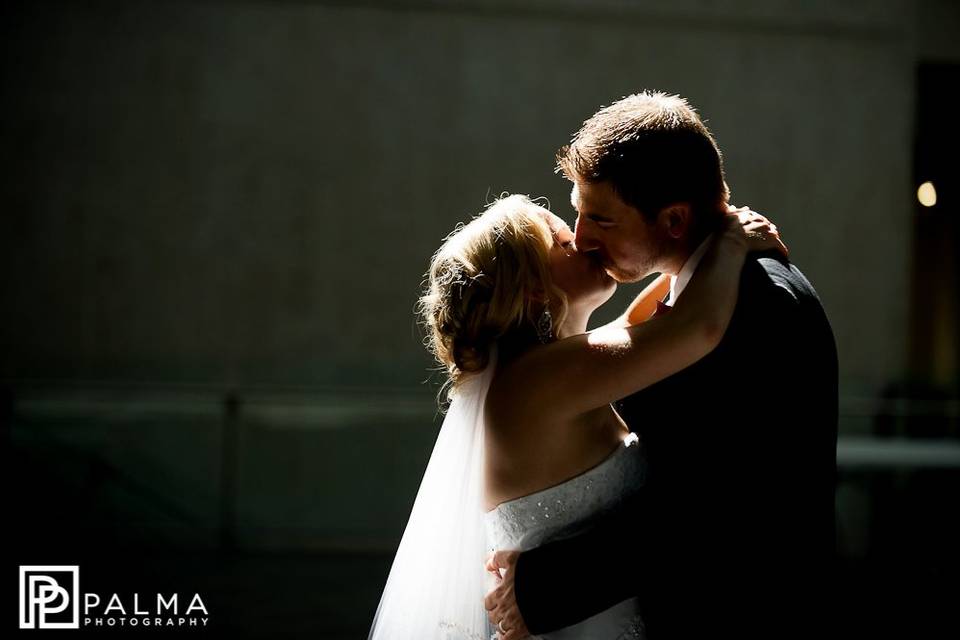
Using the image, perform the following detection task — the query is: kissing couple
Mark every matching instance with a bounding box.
[368,91,838,640]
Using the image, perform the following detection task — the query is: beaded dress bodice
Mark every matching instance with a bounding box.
[484,432,648,639]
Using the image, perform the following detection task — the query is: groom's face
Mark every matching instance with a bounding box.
[570,179,666,283]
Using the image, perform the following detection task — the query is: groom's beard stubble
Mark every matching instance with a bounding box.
[604,257,660,284]
[619,243,678,284]
[606,267,642,284]
[589,255,641,284]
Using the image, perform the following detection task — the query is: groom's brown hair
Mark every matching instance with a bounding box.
[557,91,729,230]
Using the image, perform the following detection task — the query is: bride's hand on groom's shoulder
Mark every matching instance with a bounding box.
[484,550,531,640]
[723,204,789,258]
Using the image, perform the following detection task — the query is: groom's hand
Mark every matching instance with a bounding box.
[484,550,531,640]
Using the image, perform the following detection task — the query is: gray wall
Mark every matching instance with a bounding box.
[2,0,917,392]
[3,0,954,553]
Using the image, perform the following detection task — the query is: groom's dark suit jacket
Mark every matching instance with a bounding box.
[513,250,838,639]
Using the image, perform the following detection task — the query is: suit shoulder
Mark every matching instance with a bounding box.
[743,252,800,302]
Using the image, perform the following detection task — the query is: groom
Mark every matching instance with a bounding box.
[485,92,838,639]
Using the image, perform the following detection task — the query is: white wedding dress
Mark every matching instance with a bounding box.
[368,349,647,640]
[484,432,648,640]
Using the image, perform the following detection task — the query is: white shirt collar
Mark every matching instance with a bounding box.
[666,235,714,306]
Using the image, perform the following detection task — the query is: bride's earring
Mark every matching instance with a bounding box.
[536,308,554,344]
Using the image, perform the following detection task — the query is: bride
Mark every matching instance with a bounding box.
[367,194,784,640]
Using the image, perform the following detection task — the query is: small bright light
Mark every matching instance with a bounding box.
[917,181,937,207]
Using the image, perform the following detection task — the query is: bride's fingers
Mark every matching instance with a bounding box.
[496,626,518,640]
[743,219,777,234]
[492,550,518,580]
[483,588,500,611]
[735,208,770,224]
[777,237,790,257]
[762,232,789,256]
[498,614,529,640]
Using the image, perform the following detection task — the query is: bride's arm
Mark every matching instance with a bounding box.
[600,273,672,329]
[501,213,779,419]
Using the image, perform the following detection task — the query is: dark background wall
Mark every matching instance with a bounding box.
[3,0,958,637]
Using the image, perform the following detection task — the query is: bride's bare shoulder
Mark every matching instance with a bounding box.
[485,357,525,427]
[485,347,561,435]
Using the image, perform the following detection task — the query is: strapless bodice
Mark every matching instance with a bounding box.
[485,432,645,551]
[484,432,647,639]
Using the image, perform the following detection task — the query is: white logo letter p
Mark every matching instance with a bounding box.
[19,566,80,629]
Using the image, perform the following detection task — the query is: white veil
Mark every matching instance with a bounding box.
[368,349,497,640]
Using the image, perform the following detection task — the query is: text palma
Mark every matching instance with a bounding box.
[84,593,209,616]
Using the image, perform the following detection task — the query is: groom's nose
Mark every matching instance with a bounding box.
[573,217,600,253]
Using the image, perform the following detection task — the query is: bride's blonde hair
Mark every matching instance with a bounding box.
[419,194,568,393]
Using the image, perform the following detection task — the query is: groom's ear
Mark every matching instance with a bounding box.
[658,202,692,240]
